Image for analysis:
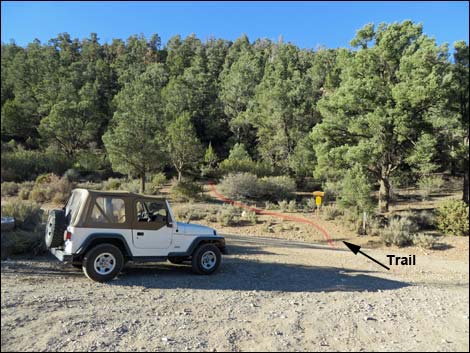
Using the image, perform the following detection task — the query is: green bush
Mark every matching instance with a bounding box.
[219,173,295,201]
[120,179,140,193]
[305,198,317,211]
[35,173,60,185]
[29,177,73,205]
[413,233,439,250]
[170,179,204,202]
[322,204,343,220]
[218,143,272,177]
[263,219,275,233]
[380,214,418,247]
[1,227,45,257]
[18,188,30,200]
[264,201,276,210]
[1,200,43,231]
[415,210,435,230]
[216,204,241,226]
[288,200,297,212]
[417,175,444,200]
[103,178,123,191]
[337,165,374,213]
[1,148,71,182]
[219,173,260,200]
[173,204,219,222]
[324,179,343,202]
[278,200,288,212]
[29,187,48,203]
[1,182,19,197]
[367,214,386,236]
[341,210,364,234]
[147,173,167,195]
[242,210,258,225]
[435,199,469,236]
[259,176,296,201]
[52,178,74,204]
[219,159,272,177]
[152,173,167,187]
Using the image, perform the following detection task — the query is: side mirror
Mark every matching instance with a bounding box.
[166,216,173,227]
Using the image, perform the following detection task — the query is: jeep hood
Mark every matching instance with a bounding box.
[176,222,216,236]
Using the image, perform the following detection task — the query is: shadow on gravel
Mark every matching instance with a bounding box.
[116,259,409,293]
[1,236,409,293]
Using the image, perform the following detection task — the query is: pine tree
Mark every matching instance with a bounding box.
[167,112,203,181]
[312,21,449,212]
[103,63,168,192]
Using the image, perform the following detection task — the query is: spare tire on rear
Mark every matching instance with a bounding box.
[45,209,66,248]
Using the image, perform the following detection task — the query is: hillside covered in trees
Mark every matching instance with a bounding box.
[1,21,469,211]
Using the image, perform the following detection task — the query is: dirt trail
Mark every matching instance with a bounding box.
[1,234,469,352]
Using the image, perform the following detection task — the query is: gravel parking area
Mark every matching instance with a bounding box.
[1,234,469,352]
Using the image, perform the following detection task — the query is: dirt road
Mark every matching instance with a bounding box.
[1,234,468,352]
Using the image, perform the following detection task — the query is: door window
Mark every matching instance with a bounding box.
[135,200,167,230]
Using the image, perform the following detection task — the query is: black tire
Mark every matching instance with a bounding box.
[82,244,124,282]
[168,257,187,265]
[191,244,221,275]
[44,209,66,249]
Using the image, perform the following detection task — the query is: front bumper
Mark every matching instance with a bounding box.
[50,248,72,262]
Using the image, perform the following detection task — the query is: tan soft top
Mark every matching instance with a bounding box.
[73,188,166,200]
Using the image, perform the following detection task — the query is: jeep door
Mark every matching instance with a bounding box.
[131,198,173,249]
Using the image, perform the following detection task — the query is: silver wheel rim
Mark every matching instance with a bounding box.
[94,253,116,275]
[201,251,217,270]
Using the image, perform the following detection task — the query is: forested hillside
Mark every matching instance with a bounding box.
[1,21,468,210]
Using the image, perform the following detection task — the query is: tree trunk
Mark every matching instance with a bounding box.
[177,170,182,182]
[140,175,146,194]
[464,169,469,204]
[464,134,469,204]
[379,178,390,213]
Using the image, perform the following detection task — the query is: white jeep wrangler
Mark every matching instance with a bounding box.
[45,189,226,282]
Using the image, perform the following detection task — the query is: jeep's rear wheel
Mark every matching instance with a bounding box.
[191,244,221,275]
[82,244,123,282]
[44,209,66,249]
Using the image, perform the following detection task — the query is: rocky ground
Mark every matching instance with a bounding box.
[1,234,469,352]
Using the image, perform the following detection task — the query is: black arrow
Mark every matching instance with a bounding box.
[343,241,390,270]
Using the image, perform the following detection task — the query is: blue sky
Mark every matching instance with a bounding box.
[1,1,469,48]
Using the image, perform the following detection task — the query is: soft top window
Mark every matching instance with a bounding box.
[65,191,83,225]
[89,197,126,224]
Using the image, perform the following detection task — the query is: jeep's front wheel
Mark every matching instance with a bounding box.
[82,244,123,282]
[191,244,221,275]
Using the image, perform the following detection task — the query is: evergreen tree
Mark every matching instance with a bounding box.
[447,41,469,203]
[249,43,317,173]
[103,64,168,192]
[312,21,449,212]
[167,112,203,181]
